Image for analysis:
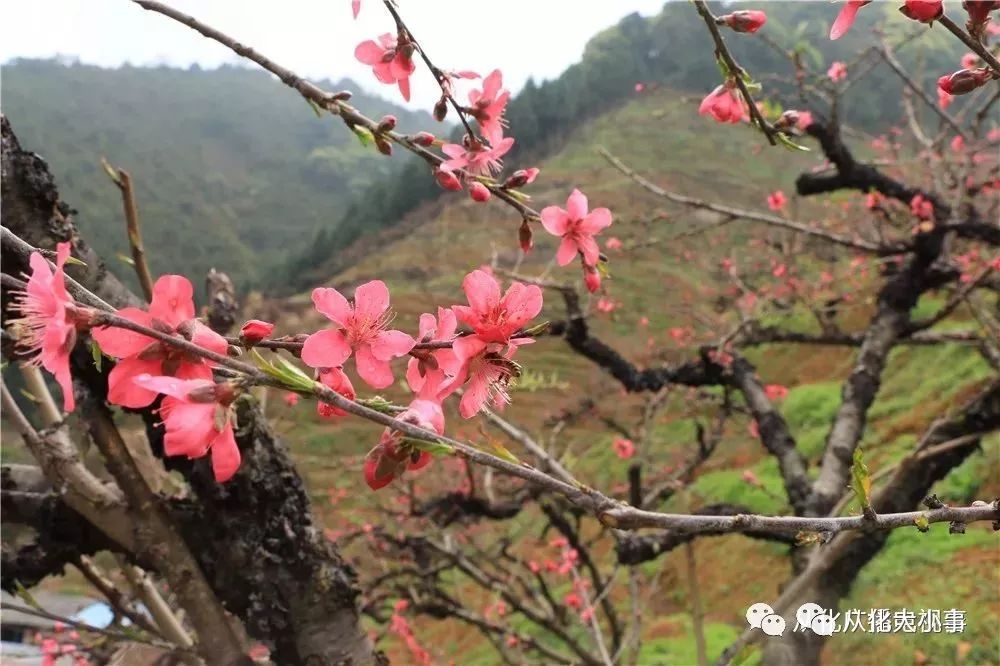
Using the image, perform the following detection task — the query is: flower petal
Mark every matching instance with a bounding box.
[577,235,601,267]
[189,321,228,359]
[459,372,490,419]
[161,399,215,458]
[90,308,154,358]
[301,328,352,369]
[312,287,352,326]
[555,236,578,266]
[107,357,164,408]
[579,207,613,234]
[540,206,570,236]
[132,373,210,401]
[566,189,588,221]
[353,280,390,320]
[370,329,414,361]
[149,275,195,327]
[210,422,241,483]
[501,283,543,330]
[355,344,395,389]
[462,270,501,315]
[452,334,487,362]
[354,40,386,65]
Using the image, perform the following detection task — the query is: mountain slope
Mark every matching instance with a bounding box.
[279,0,967,290]
[1,59,432,290]
[272,88,997,664]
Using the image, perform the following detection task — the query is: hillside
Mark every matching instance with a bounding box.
[268,89,998,664]
[0,59,431,290]
[279,0,968,291]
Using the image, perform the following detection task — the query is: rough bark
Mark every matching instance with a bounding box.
[2,114,381,665]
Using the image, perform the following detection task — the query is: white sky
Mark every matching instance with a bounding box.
[1,0,668,109]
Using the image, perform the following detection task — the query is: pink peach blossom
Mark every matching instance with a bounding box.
[316,367,356,418]
[467,69,510,143]
[440,135,515,177]
[9,241,80,412]
[827,61,847,82]
[133,374,241,482]
[354,33,416,101]
[452,270,543,344]
[613,437,635,459]
[363,398,442,489]
[698,84,747,124]
[767,190,787,211]
[540,189,613,266]
[406,307,459,400]
[91,275,227,408]
[830,1,871,39]
[302,280,415,389]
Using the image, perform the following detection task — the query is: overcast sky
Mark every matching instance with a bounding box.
[1,0,667,109]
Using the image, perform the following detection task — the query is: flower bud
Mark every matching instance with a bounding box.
[938,68,993,95]
[435,169,462,191]
[518,219,533,253]
[412,131,436,146]
[433,96,449,122]
[899,0,943,23]
[239,319,274,344]
[721,10,767,33]
[469,182,491,202]
[774,110,800,130]
[503,167,541,189]
[376,114,397,132]
[375,135,393,156]
[583,265,601,293]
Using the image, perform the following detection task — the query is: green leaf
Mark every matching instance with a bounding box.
[14,581,43,611]
[776,132,811,152]
[305,98,323,118]
[352,125,375,147]
[486,439,521,465]
[90,339,103,372]
[116,252,136,266]
[914,514,930,533]
[406,438,455,456]
[850,448,872,510]
[250,349,314,391]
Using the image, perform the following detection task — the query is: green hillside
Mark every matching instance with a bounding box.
[1,59,431,290]
[267,88,998,664]
[279,0,968,291]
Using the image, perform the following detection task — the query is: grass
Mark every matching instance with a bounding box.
[284,89,999,663]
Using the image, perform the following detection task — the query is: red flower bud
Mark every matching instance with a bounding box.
[435,169,462,191]
[412,131,436,146]
[376,114,397,132]
[721,10,767,33]
[375,136,393,156]
[963,0,999,24]
[503,167,541,189]
[433,96,449,122]
[469,182,492,202]
[518,219,533,253]
[899,0,943,23]
[239,319,274,344]
[774,110,800,130]
[938,67,993,95]
[583,265,601,293]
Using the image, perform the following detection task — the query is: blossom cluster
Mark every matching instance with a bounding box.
[700,2,998,134]
[349,0,612,291]
[9,240,554,490]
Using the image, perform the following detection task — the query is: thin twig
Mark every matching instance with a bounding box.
[598,147,901,255]
[101,159,155,301]
[692,0,777,145]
